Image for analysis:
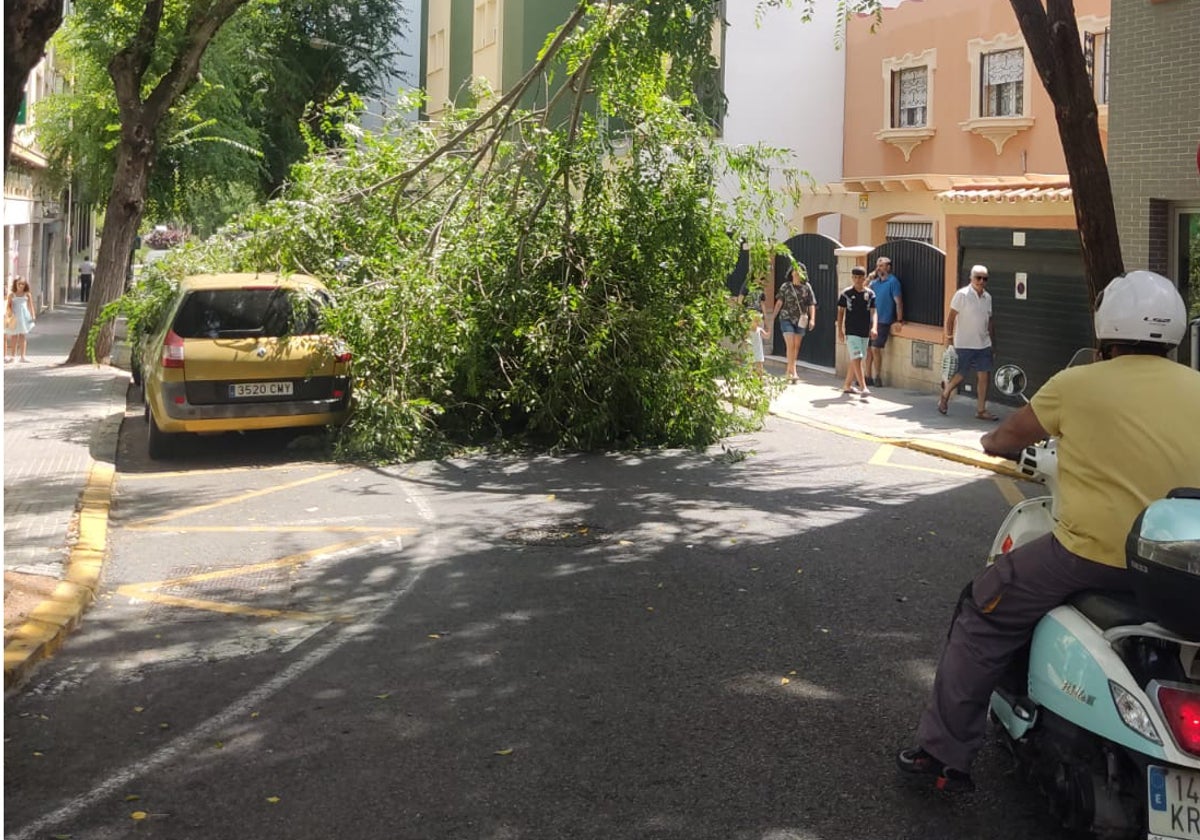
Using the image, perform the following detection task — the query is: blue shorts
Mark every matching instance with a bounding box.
[846,335,869,360]
[956,346,994,376]
[779,319,808,336]
[869,321,893,348]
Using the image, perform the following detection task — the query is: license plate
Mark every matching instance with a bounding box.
[1148,765,1200,840]
[228,381,294,398]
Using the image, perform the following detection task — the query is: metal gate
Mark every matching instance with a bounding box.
[771,233,840,369]
[866,239,946,327]
[957,227,1091,405]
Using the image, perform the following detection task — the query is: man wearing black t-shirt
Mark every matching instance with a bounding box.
[837,266,878,397]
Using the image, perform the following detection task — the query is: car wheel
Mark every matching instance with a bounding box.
[146,409,175,460]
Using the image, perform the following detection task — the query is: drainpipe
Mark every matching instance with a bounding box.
[1191,318,1199,372]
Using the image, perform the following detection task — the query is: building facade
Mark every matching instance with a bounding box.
[1107,0,1200,323]
[792,0,1111,394]
[421,0,578,119]
[4,37,92,313]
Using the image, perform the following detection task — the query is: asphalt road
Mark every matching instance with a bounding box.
[4,398,1066,840]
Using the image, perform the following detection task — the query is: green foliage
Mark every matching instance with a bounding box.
[148,0,799,463]
[35,0,411,233]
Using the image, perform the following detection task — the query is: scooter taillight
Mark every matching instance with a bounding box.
[1157,685,1200,757]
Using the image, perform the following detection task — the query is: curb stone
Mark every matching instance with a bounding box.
[4,406,123,691]
[769,407,1029,482]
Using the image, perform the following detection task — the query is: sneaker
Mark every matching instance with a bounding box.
[896,747,975,793]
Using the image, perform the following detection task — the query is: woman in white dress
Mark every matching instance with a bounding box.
[5,277,37,362]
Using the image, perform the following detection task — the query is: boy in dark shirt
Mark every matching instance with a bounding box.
[837,266,878,396]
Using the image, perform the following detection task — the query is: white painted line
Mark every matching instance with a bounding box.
[7,478,438,840]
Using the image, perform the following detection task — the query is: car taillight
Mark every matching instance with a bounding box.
[1158,685,1200,757]
[1000,535,1014,554]
[162,330,185,369]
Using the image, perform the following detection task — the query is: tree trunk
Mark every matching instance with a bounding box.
[4,0,64,170]
[63,0,253,364]
[1009,0,1124,303]
[66,126,155,363]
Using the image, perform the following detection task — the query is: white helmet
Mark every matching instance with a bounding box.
[1094,270,1187,346]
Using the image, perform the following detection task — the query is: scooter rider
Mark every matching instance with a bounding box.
[896,270,1200,793]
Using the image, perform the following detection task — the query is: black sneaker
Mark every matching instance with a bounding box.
[896,747,975,793]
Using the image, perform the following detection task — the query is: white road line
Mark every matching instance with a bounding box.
[8,476,438,840]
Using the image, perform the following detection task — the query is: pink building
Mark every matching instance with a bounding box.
[789,0,1111,396]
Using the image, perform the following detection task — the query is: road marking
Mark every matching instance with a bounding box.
[992,476,1027,507]
[127,525,419,534]
[8,480,439,840]
[116,531,410,619]
[119,462,329,480]
[125,467,355,527]
[867,444,976,477]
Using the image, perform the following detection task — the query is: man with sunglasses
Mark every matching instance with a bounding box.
[937,265,997,421]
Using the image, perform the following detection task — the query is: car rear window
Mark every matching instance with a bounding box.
[172,288,328,339]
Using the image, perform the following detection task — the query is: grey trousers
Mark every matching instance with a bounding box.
[915,532,1131,772]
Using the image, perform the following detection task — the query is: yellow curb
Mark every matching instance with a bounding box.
[4,458,116,690]
[770,408,1028,481]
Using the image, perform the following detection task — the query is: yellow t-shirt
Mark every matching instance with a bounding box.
[1030,355,1200,568]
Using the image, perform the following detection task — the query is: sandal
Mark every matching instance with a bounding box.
[937,396,949,415]
[976,410,999,421]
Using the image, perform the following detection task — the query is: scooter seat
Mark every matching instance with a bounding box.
[1068,590,1157,631]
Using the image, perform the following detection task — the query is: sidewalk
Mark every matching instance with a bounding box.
[3,303,128,688]
[765,359,1021,475]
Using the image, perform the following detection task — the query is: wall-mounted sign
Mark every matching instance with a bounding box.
[1015,272,1028,300]
[1013,231,1026,247]
[858,193,869,211]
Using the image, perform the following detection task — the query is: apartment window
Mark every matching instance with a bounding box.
[427,28,446,73]
[962,35,1032,153]
[475,0,498,49]
[891,66,928,128]
[1084,26,1110,105]
[877,49,936,160]
[981,48,1023,117]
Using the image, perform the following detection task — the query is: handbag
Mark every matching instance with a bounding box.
[940,345,959,383]
[4,302,15,330]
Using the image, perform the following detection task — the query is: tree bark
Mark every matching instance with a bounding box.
[1008,0,1124,304]
[4,0,65,171]
[66,0,252,364]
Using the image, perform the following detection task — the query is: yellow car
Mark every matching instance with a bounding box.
[142,273,351,459]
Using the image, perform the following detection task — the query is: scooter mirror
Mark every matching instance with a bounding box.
[994,364,1027,397]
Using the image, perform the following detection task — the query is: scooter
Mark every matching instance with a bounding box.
[985,358,1200,840]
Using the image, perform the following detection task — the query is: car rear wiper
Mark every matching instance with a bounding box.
[216,328,265,337]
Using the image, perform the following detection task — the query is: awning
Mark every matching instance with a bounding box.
[936,184,1072,203]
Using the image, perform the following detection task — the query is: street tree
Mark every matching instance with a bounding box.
[63,0,255,365]
[4,0,64,170]
[109,1,803,459]
[1007,0,1122,299]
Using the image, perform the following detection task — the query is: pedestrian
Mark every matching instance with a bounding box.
[738,283,768,376]
[769,261,817,383]
[837,266,877,396]
[78,254,96,302]
[865,256,904,387]
[5,277,37,363]
[938,265,997,421]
